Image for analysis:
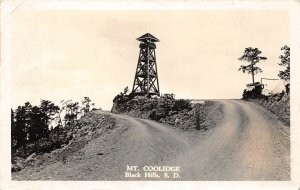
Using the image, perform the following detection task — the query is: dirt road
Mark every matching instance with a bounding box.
[12,100,290,181]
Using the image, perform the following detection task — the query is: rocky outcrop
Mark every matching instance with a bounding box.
[112,95,192,120]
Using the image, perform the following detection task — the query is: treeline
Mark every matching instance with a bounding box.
[11,97,96,157]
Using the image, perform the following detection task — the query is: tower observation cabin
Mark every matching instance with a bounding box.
[131,33,160,96]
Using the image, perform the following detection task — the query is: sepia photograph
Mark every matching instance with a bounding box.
[1,0,300,189]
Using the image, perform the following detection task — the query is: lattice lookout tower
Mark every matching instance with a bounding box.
[132,33,160,96]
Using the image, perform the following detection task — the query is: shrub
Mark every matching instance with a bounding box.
[174,99,192,111]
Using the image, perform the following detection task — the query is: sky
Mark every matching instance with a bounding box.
[11,10,289,110]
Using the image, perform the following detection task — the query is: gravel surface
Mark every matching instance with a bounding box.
[12,100,290,181]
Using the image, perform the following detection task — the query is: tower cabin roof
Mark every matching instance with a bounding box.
[137,33,160,42]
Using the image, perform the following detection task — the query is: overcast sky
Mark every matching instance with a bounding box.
[11,10,289,110]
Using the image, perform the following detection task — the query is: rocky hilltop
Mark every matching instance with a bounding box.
[111,94,222,131]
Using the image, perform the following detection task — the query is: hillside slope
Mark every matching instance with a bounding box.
[12,100,289,180]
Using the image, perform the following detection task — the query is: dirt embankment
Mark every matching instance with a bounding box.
[12,111,116,173]
[111,95,222,131]
[248,93,290,126]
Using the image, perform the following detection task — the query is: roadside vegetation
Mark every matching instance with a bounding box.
[11,97,99,166]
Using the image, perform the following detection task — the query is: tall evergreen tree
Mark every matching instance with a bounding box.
[81,97,95,115]
[61,100,81,125]
[28,106,49,143]
[278,45,290,81]
[40,99,60,127]
[238,47,267,84]
[13,103,31,149]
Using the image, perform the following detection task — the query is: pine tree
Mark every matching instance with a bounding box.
[238,47,267,84]
[81,97,95,115]
[278,45,290,81]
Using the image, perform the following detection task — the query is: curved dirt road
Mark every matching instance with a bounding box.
[13,100,290,181]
